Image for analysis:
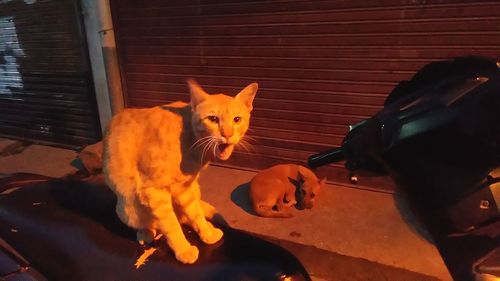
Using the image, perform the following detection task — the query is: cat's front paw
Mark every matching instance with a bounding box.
[283,200,297,208]
[137,228,157,245]
[200,226,223,245]
[175,245,199,264]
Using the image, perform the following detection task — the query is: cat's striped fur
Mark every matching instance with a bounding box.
[103,80,258,264]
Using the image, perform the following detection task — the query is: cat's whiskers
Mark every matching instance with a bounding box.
[193,136,217,163]
[211,138,221,160]
[212,142,218,159]
[200,143,209,163]
[213,137,226,158]
[190,136,213,151]
[242,135,258,143]
[236,141,250,154]
[242,135,257,147]
[236,138,255,155]
[237,140,249,151]
[200,138,211,163]
[200,136,218,163]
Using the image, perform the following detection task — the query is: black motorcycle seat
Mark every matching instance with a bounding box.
[0,174,309,281]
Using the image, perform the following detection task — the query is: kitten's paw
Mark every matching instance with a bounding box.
[200,226,223,244]
[175,245,199,264]
[137,229,156,245]
[283,200,297,208]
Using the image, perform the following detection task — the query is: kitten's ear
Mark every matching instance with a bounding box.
[288,176,299,187]
[235,82,258,111]
[297,171,305,185]
[188,79,209,109]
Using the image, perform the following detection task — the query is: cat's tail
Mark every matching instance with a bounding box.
[253,204,294,218]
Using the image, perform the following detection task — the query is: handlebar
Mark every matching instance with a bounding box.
[307,147,345,168]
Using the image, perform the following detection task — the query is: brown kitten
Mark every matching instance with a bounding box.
[249,164,325,218]
[103,79,258,264]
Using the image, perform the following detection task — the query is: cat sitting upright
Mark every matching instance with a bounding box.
[103,79,258,264]
[249,164,326,218]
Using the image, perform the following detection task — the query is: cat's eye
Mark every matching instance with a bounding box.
[207,116,219,123]
[233,116,242,123]
[310,193,316,198]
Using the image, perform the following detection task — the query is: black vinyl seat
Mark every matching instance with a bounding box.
[0,174,310,281]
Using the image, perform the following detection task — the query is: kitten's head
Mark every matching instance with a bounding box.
[188,79,258,161]
[294,169,326,210]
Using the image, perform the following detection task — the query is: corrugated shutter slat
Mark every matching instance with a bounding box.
[111,0,500,189]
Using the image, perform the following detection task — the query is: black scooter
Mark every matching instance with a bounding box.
[309,56,500,281]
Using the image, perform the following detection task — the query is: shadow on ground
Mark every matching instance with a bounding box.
[230,182,259,216]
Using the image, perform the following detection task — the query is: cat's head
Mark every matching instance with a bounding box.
[188,79,258,161]
[294,169,326,210]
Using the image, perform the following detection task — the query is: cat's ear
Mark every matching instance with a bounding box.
[235,82,258,111]
[187,79,209,109]
[296,171,305,185]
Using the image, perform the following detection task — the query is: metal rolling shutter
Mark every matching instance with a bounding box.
[0,0,101,149]
[111,0,500,187]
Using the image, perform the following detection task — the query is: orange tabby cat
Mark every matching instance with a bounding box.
[249,164,325,218]
[103,79,258,264]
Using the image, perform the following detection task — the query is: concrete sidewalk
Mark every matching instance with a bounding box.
[0,138,451,281]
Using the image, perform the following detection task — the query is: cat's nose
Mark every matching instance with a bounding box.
[220,136,231,144]
[220,128,234,142]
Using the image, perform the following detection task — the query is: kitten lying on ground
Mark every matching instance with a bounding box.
[249,164,325,218]
[103,79,258,264]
